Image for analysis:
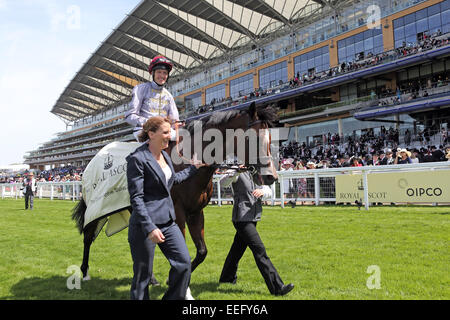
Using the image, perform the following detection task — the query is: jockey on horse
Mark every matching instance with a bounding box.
[125,55,182,143]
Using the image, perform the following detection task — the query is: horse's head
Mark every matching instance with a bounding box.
[180,102,279,186]
[242,102,278,186]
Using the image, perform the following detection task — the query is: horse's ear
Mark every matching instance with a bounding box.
[247,102,257,120]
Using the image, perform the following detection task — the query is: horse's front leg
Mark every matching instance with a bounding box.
[186,209,207,273]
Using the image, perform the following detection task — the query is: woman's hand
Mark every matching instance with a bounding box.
[252,189,264,198]
[190,153,206,169]
[148,228,165,243]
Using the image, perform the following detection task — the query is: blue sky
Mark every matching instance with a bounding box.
[0,0,140,166]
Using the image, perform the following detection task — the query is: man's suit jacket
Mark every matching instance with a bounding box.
[223,171,272,223]
[23,178,37,194]
[126,143,197,236]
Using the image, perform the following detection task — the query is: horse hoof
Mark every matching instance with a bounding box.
[83,275,91,281]
[185,287,195,300]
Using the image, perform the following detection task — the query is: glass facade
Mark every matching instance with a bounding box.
[338,28,384,64]
[396,57,450,91]
[342,116,395,137]
[184,91,202,111]
[295,119,339,146]
[230,73,254,98]
[290,115,428,146]
[170,0,428,98]
[294,46,330,77]
[259,61,287,89]
[205,83,226,105]
[393,0,450,48]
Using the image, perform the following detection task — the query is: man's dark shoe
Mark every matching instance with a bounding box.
[219,275,237,285]
[275,283,294,296]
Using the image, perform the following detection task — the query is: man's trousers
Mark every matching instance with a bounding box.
[25,192,34,210]
[220,221,284,295]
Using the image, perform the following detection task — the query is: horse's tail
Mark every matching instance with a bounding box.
[72,198,87,234]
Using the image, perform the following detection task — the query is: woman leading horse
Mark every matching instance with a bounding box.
[72,102,279,297]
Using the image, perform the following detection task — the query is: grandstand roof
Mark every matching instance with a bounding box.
[51,0,351,122]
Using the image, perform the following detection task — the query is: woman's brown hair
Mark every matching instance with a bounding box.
[138,116,171,142]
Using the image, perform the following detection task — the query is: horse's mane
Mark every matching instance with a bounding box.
[185,104,279,134]
[185,109,242,135]
[256,104,278,128]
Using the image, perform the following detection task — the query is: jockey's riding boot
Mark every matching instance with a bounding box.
[150,273,160,286]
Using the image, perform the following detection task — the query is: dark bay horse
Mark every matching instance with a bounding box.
[72,102,278,281]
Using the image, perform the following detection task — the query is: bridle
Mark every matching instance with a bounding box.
[245,117,273,175]
[171,115,274,176]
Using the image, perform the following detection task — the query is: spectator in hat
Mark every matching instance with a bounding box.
[431,145,445,162]
[22,172,37,210]
[410,150,420,164]
[305,161,316,198]
[422,148,434,162]
[367,153,380,166]
[378,150,386,164]
[306,161,316,169]
[381,149,394,165]
[280,159,294,195]
[350,156,363,167]
[394,149,412,164]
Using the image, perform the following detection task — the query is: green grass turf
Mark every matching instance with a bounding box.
[0,198,448,300]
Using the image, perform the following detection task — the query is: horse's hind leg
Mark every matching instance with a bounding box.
[80,222,96,281]
[186,210,207,273]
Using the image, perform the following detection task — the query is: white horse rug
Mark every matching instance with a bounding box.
[82,141,140,237]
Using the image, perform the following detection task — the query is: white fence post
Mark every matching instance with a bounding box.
[271,183,276,206]
[363,171,369,211]
[314,172,320,206]
[217,179,222,207]
[279,175,285,208]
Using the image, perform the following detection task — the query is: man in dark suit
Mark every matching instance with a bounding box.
[22,172,37,210]
[219,169,294,296]
[431,145,445,162]
[126,116,200,300]
[380,149,394,165]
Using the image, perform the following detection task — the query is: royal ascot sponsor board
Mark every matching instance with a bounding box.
[82,141,141,236]
[335,170,450,203]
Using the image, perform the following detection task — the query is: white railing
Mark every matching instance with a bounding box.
[210,162,450,209]
[275,161,450,209]
[2,162,449,210]
[1,181,82,201]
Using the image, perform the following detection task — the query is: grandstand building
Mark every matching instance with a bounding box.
[24,0,450,170]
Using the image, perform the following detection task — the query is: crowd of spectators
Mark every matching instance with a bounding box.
[187,31,449,118]
[0,165,85,184]
[288,31,449,91]
[278,127,450,171]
